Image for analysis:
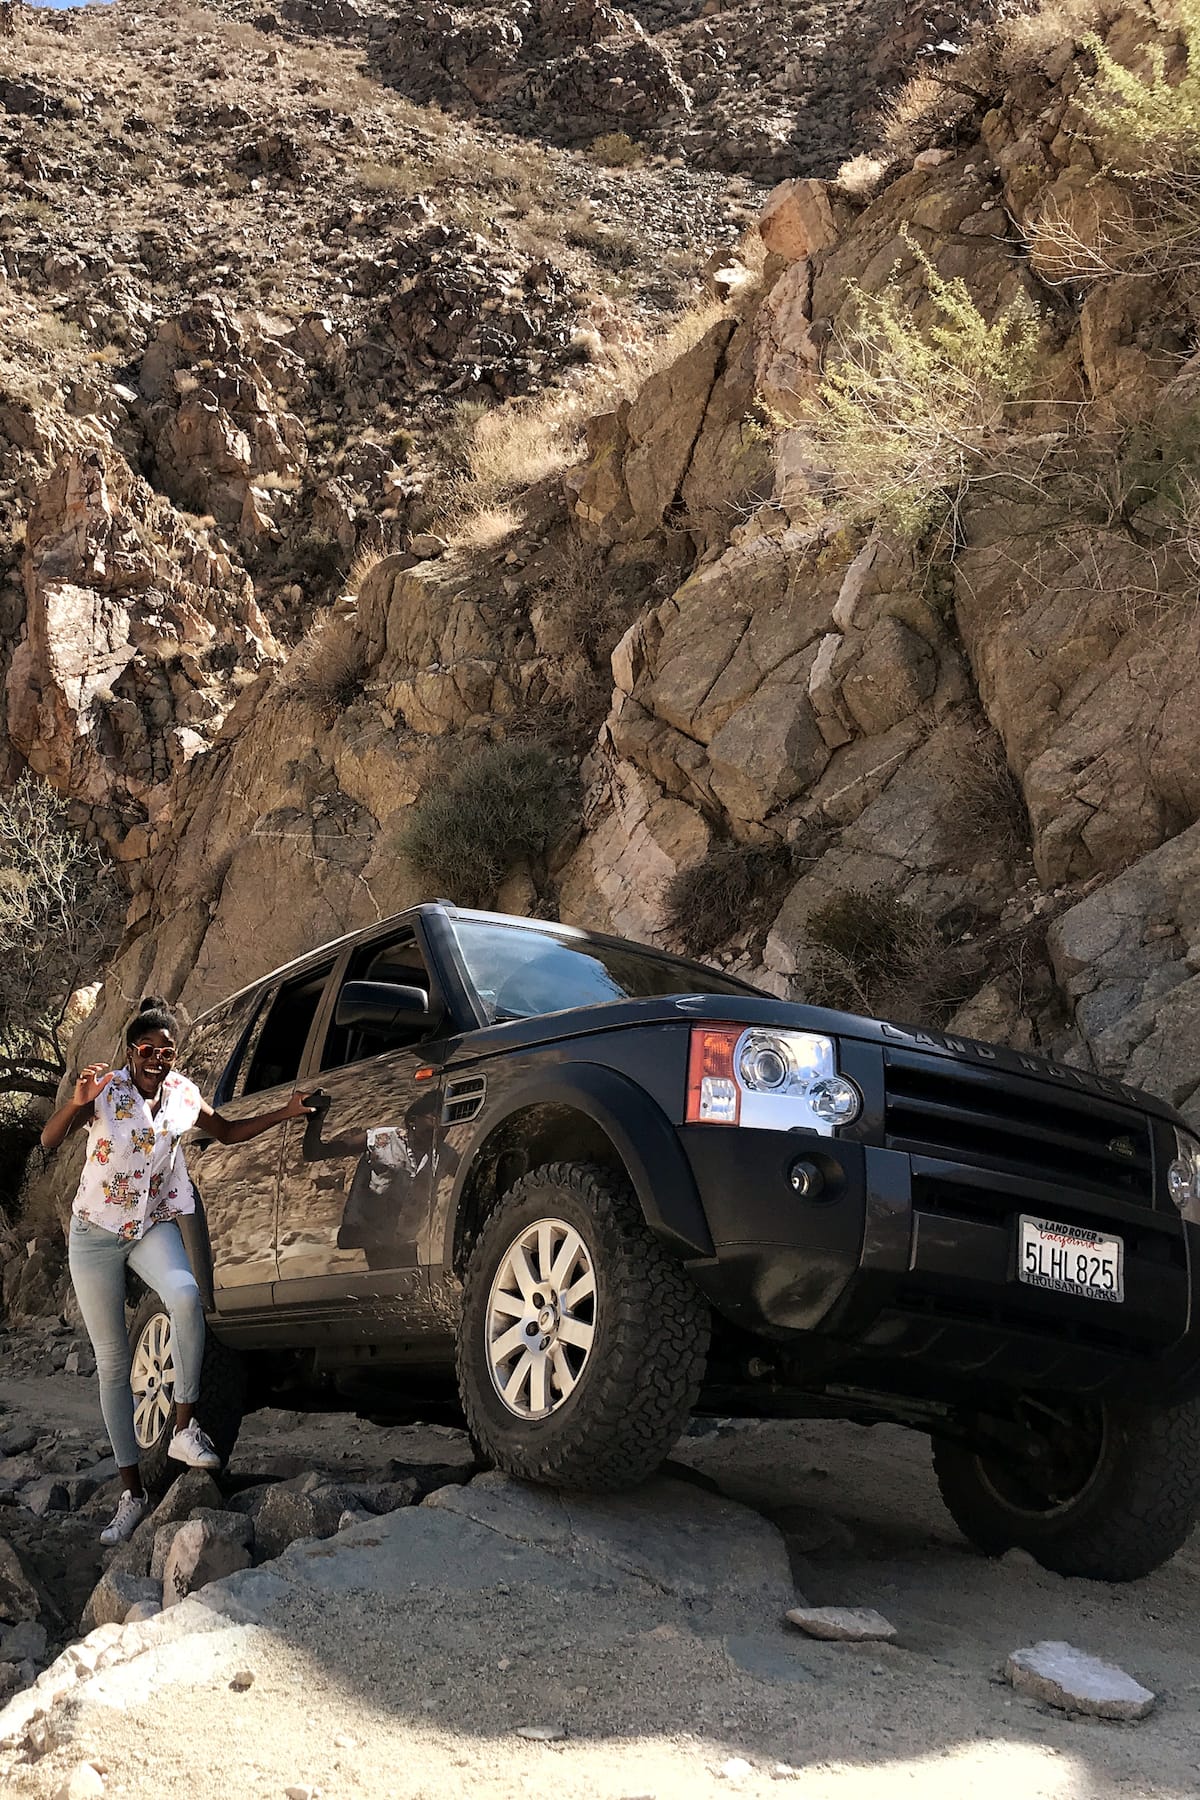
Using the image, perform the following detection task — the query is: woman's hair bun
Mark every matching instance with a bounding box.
[125,995,179,1043]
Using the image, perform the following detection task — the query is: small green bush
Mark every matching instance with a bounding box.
[398,741,576,907]
[590,131,643,168]
[665,842,795,959]
[797,231,1040,535]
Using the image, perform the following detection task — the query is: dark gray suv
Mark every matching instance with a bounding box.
[125,902,1200,1582]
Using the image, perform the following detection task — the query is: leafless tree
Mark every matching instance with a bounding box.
[0,773,122,1104]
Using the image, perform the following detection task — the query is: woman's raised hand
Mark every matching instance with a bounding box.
[73,1064,114,1108]
[282,1090,318,1121]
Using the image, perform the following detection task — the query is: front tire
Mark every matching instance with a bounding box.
[127,1289,247,1491]
[933,1392,1200,1581]
[457,1162,710,1491]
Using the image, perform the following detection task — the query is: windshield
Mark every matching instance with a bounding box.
[449,917,760,1024]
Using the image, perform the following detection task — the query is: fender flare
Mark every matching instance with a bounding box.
[448,1062,714,1264]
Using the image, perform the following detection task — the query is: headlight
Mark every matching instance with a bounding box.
[1168,1127,1200,1224]
[687,1026,862,1134]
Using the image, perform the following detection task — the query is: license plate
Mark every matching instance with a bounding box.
[1018,1215,1124,1303]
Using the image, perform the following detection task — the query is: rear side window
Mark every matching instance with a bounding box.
[239,965,332,1096]
[183,989,264,1099]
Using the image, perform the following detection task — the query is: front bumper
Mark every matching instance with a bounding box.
[678,1125,1200,1405]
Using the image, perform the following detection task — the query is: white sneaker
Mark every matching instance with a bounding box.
[167,1422,221,1470]
[100,1490,147,1546]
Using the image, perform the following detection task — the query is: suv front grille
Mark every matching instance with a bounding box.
[884,1047,1153,1204]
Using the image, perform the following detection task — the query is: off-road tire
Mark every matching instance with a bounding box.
[457,1161,710,1491]
[126,1289,247,1493]
[933,1395,1200,1581]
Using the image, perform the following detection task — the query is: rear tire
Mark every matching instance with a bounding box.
[933,1392,1200,1581]
[457,1161,710,1491]
[127,1289,246,1493]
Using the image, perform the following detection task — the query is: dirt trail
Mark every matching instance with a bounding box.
[1,1382,1197,1800]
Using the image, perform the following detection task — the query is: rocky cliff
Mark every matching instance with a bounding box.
[6,0,1200,1258]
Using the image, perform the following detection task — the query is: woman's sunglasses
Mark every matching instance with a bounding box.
[131,1043,176,1060]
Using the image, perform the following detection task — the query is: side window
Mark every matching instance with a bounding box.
[239,965,333,1097]
[321,933,436,1072]
[183,989,265,1100]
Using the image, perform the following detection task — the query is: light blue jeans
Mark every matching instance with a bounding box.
[68,1216,205,1469]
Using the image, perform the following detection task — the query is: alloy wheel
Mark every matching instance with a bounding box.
[131,1310,176,1449]
[485,1216,597,1420]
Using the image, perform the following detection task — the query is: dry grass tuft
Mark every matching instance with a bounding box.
[834,154,890,203]
[347,545,388,594]
[436,298,734,543]
[447,504,527,552]
[284,610,370,725]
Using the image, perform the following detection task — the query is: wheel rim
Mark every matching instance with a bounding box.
[131,1311,176,1450]
[974,1397,1108,1518]
[485,1216,597,1420]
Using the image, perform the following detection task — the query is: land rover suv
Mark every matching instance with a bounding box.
[125,903,1200,1581]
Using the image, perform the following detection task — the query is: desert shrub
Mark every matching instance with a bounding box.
[949,728,1030,864]
[794,231,1040,534]
[0,773,122,1109]
[286,610,369,725]
[1029,0,1200,278]
[398,742,577,907]
[1083,0,1200,171]
[665,841,796,959]
[590,131,643,168]
[798,887,976,1025]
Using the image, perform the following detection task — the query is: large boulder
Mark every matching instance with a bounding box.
[229,1473,355,1561]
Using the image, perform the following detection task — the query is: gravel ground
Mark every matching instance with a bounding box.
[1,1375,1198,1800]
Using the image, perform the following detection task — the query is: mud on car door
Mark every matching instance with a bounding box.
[190,966,335,1309]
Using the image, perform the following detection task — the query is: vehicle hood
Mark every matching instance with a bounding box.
[445,993,1179,1124]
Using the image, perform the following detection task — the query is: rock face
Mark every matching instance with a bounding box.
[7,445,276,846]
[10,0,1200,1256]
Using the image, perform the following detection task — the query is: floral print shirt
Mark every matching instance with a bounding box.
[72,1068,203,1241]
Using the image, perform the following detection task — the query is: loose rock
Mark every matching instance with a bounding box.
[52,1764,105,1800]
[1006,1642,1157,1720]
[162,1516,253,1607]
[784,1606,897,1642]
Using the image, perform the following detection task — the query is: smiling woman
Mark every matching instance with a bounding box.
[38,995,314,1545]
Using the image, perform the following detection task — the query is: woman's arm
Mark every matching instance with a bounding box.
[39,1064,111,1153]
[196,1090,314,1146]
